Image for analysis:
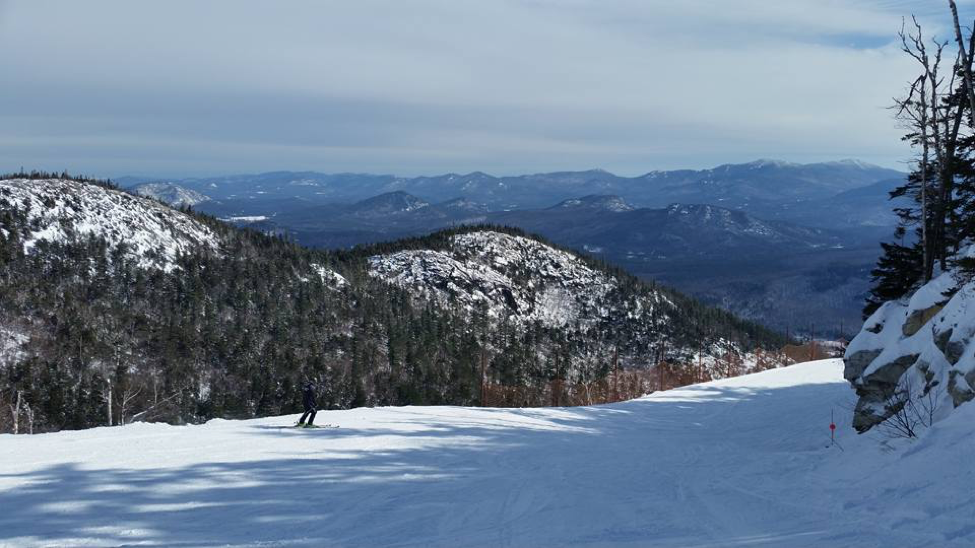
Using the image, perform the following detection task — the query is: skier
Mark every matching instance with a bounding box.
[297,381,317,427]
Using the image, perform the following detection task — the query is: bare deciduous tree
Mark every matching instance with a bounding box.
[878,378,938,439]
[895,17,947,282]
[8,389,22,435]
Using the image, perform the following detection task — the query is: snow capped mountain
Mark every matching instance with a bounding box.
[369,231,645,328]
[128,182,211,207]
[738,158,801,169]
[365,228,775,374]
[0,178,220,272]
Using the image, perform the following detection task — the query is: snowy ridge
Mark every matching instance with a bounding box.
[369,230,658,328]
[0,179,220,272]
[128,182,211,207]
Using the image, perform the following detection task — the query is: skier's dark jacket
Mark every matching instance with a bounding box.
[302,384,317,411]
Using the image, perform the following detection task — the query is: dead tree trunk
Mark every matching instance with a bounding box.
[25,403,34,435]
[949,1,975,115]
[9,390,22,435]
[105,378,113,427]
[897,18,949,280]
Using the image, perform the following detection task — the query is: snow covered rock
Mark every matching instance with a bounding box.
[368,230,656,329]
[844,247,975,431]
[0,178,220,272]
[311,263,348,290]
[366,229,776,377]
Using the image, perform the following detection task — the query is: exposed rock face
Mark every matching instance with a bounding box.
[844,254,975,432]
[903,305,943,337]
[843,349,881,382]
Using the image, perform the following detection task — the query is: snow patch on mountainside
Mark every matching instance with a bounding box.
[0,179,220,272]
[0,327,28,368]
[311,263,348,289]
[221,215,269,223]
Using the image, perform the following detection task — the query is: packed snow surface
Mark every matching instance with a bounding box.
[2,360,972,547]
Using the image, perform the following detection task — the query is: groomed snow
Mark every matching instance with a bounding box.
[1,360,972,547]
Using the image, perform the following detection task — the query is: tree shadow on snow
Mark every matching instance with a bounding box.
[0,378,859,547]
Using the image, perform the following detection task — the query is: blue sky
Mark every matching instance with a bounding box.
[1,0,973,177]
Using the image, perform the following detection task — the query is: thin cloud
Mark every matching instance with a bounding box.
[0,0,970,177]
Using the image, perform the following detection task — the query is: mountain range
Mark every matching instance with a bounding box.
[0,175,785,433]
[122,160,907,335]
[122,159,904,229]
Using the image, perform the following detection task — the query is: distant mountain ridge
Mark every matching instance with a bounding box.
[119,159,904,229]
[129,182,211,208]
[205,189,869,333]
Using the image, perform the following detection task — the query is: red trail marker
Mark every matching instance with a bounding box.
[829,410,836,445]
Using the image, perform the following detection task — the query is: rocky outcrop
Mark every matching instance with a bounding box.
[843,349,881,381]
[902,304,943,337]
[844,254,975,432]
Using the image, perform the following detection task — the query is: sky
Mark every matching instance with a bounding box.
[1,0,974,178]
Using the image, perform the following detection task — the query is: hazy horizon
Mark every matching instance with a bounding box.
[72,157,900,184]
[3,0,971,178]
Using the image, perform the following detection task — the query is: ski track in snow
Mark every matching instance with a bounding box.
[1,360,972,547]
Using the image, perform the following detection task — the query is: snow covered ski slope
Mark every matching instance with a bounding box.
[2,360,973,547]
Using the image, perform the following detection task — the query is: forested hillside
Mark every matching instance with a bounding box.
[0,175,787,433]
